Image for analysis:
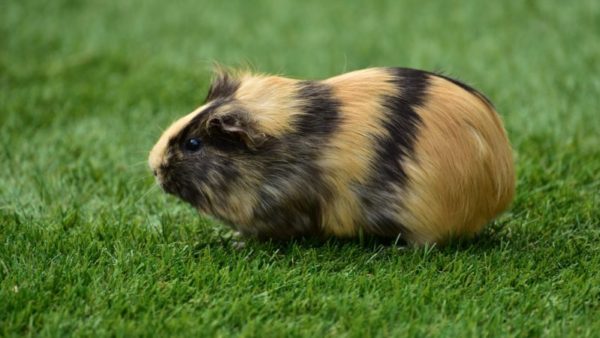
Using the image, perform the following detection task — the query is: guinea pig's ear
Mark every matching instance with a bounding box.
[207,112,267,150]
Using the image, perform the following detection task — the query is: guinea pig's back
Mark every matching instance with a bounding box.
[322,68,515,244]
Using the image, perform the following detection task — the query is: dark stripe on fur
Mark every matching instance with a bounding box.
[293,81,341,137]
[377,67,427,184]
[358,67,428,236]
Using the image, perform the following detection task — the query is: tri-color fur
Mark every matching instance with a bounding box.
[149,67,515,245]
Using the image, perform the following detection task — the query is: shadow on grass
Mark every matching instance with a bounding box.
[191,220,509,258]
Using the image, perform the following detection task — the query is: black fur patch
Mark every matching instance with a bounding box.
[376,67,428,185]
[293,81,341,136]
[357,67,429,236]
[204,72,240,103]
[161,153,239,207]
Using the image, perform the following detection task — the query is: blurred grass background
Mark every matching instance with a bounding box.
[1,0,599,336]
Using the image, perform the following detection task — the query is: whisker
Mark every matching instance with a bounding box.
[131,149,152,155]
[131,176,153,185]
[118,185,160,209]
[139,185,160,202]
[128,161,151,168]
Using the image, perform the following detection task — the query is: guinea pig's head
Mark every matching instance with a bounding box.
[148,71,312,226]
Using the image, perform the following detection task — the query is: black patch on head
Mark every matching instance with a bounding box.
[169,99,244,152]
[204,72,241,103]
[357,67,428,236]
[159,98,246,214]
[432,72,495,108]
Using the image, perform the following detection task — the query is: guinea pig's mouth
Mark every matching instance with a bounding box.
[158,176,206,208]
[155,175,178,196]
[152,167,177,194]
[151,166,210,211]
[151,168,174,193]
[153,176,169,194]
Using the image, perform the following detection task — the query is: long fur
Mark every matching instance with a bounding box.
[148,67,515,246]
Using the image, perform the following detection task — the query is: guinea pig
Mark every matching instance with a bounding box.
[148,67,515,246]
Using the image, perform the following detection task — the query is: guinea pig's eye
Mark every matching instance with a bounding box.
[183,138,203,152]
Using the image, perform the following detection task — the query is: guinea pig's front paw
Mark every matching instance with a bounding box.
[232,240,246,250]
[230,231,247,250]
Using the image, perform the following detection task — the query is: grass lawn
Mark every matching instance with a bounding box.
[1,0,599,336]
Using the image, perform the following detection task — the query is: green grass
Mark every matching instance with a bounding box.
[1,0,599,336]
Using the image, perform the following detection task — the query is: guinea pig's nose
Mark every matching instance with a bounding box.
[152,169,158,177]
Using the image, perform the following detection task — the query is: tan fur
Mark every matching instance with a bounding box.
[233,75,303,137]
[398,76,515,244]
[149,68,515,246]
[319,69,399,236]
